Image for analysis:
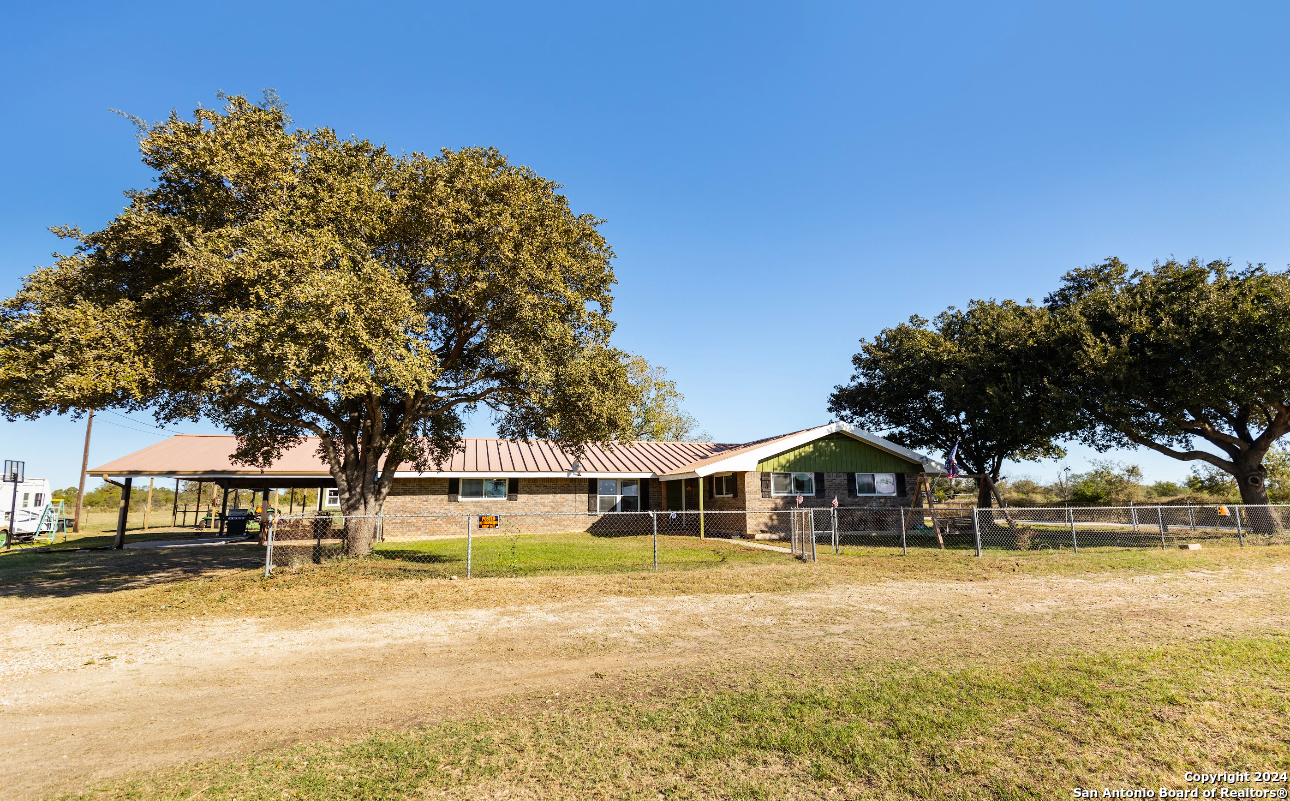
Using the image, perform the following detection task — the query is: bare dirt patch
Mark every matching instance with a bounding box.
[3,555,1288,800]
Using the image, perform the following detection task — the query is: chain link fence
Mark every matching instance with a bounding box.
[263,503,1290,577]
[975,504,1290,552]
[264,510,808,577]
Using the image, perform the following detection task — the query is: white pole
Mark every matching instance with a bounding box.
[466,514,473,578]
[652,511,658,572]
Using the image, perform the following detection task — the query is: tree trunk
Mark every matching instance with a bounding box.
[1234,461,1270,505]
[340,488,386,556]
[1233,458,1276,534]
[975,479,993,509]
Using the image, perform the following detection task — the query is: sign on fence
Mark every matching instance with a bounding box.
[478,515,500,529]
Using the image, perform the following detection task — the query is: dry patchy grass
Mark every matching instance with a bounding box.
[54,635,1290,800]
[4,539,1289,626]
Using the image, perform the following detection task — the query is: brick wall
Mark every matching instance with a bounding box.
[377,477,661,539]
[361,472,927,541]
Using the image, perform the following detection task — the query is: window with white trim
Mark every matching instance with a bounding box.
[713,474,735,497]
[21,492,29,508]
[324,488,341,508]
[856,473,897,495]
[770,472,814,496]
[461,478,509,500]
[34,493,43,507]
[597,479,639,512]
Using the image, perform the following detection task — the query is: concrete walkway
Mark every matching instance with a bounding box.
[123,537,253,550]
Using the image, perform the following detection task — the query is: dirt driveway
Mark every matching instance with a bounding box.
[3,561,1287,800]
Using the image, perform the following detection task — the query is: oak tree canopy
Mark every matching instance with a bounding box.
[0,94,639,553]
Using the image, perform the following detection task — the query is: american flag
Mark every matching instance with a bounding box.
[946,441,961,479]
[795,493,803,506]
[831,496,839,508]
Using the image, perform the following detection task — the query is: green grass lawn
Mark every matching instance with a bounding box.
[55,634,1290,800]
[356,533,781,578]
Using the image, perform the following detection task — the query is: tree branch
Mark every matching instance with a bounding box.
[1121,431,1235,472]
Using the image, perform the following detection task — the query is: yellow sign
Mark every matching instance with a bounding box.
[478,515,499,529]
[1217,506,1229,516]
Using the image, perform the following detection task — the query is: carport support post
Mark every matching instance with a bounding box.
[218,486,229,536]
[170,478,179,527]
[143,478,154,532]
[113,477,132,550]
[194,480,204,527]
[698,478,705,539]
[973,507,983,557]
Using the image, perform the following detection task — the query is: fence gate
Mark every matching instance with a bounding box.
[789,509,819,561]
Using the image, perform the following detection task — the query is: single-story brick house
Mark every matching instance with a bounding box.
[92,422,942,538]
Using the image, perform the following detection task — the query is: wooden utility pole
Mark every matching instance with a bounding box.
[73,410,94,533]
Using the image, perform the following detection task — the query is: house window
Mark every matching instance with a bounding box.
[770,472,814,496]
[713,474,735,497]
[461,478,509,500]
[856,473,897,495]
[324,489,341,508]
[597,479,639,512]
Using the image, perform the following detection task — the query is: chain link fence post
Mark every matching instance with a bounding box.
[832,507,839,554]
[1157,506,1166,550]
[466,514,472,578]
[810,509,818,563]
[1069,506,1078,554]
[900,508,908,556]
[972,507,982,557]
[652,510,658,572]
[1235,506,1244,547]
[264,516,275,576]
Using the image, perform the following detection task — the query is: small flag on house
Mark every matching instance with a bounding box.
[832,496,839,508]
[946,441,961,479]
[795,493,803,506]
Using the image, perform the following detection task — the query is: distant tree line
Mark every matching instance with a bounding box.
[830,258,1290,508]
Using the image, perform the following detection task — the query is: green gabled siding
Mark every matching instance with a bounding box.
[755,433,922,473]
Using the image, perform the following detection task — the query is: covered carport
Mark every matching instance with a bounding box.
[90,435,337,549]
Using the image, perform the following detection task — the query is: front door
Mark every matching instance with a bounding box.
[683,478,699,510]
[665,480,683,511]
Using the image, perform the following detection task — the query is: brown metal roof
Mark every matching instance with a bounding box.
[90,435,738,477]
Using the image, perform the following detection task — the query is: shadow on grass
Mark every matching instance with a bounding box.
[370,548,461,565]
[0,543,264,599]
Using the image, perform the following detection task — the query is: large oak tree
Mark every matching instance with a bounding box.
[1047,257,1290,506]
[0,95,638,554]
[828,300,1075,507]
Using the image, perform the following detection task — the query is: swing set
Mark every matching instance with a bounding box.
[902,472,1017,549]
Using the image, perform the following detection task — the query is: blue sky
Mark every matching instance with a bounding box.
[3,1,1290,489]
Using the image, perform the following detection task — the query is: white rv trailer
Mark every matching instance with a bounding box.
[1,476,54,535]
